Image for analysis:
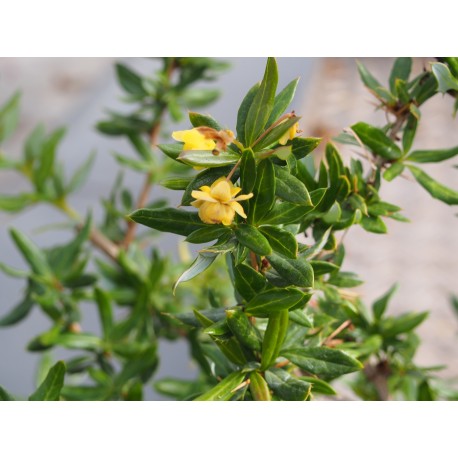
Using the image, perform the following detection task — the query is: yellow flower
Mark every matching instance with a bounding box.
[191,177,253,225]
[172,128,216,151]
[278,122,299,145]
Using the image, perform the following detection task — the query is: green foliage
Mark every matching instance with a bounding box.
[1,56,457,402]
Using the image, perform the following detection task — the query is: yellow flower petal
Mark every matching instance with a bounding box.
[172,130,186,142]
[278,122,299,146]
[229,201,247,219]
[233,192,254,202]
[191,190,218,202]
[172,129,216,151]
[191,200,204,208]
[230,186,242,197]
[199,186,211,193]
[198,202,235,225]
[210,180,232,203]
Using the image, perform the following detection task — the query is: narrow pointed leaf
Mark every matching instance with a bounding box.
[194,371,246,401]
[268,253,314,288]
[246,288,308,317]
[259,225,298,259]
[406,146,458,163]
[236,83,260,145]
[265,368,311,401]
[266,78,299,127]
[173,252,218,294]
[29,361,66,401]
[235,225,271,256]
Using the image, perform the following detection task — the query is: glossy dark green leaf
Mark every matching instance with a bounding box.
[115,63,147,96]
[265,368,311,401]
[291,137,321,159]
[157,143,182,160]
[9,228,52,277]
[236,82,260,145]
[245,288,308,317]
[383,162,404,182]
[389,57,412,94]
[261,310,289,370]
[173,252,218,294]
[129,207,210,236]
[282,347,363,378]
[234,225,271,256]
[299,376,336,395]
[289,309,314,328]
[226,309,262,351]
[249,372,271,401]
[406,146,458,163]
[189,111,222,130]
[0,92,20,143]
[372,283,398,321]
[274,165,312,206]
[245,57,278,146]
[234,263,266,301]
[29,361,66,401]
[253,116,299,152]
[240,148,256,194]
[408,165,458,205]
[268,254,314,288]
[431,62,458,93]
[260,202,311,225]
[351,122,402,160]
[381,311,429,338]
[259,225,297,259]
[248,158,276,224]
[266,78,299,127]
[178,149,239,168]
[194,371,246,401]
[185,226,231,244]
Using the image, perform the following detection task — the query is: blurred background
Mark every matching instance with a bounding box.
[0,57,457,399]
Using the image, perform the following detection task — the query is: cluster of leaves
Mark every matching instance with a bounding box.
[1,57,457,401]
[0,57,231,401]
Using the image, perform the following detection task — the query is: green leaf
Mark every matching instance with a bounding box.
[194,371,246,401]
[160,176,193,191]
[0,386,15,401]
[171,308,227,328]
[94,288,114,339]
[357,61,396,104]
[381,311,429,338]
[249,372,272,401]
[173,252,218,294]
[185,226,231,244]
[189,111,222,130]
[0,297,34,327]
[360,215,387,234]
[406,146,458,163]
[291,137,321,159]
[67,151,96,194]
[266,78,299,127]
[383,162,404,182]
[9,228,52,277]
[129,207,211,236]
[260,202,311,225]
[248,158,276,224]
[417,380,435,401]
[289,309,314,328]
[274,165,312,206]
[55,333,103,351]
[253,116,299,152]
[24,124,46,161]
[389,58,412,94]
[431,62,458,93]
[408,165,458,205]
[245,57,278,146]
[178,149,240,168]
[372,283,398,320]
[29,361,66,401]
[234,225,272,256]
[259,225,297,259]
[261,310,289,370]
[0,194,35,212]
[236,82,260,145]
[157,143,182,160]
[0,92,20,143]
[115,63,147,96]
[299,376,336,395]
[310,260,339,276]
[351,122,402,160]
[245,288,308,317]
[33,128,66,191]
[267,254,314,288]
[240,148,257,194]
[265,368,311,401]
[281,347,363,378]
[233,263,266,301]
[182,89,220,108]
[226,309,262,351]
[301,227,333,259]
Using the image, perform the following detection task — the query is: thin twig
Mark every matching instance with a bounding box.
[323,319,351,346]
